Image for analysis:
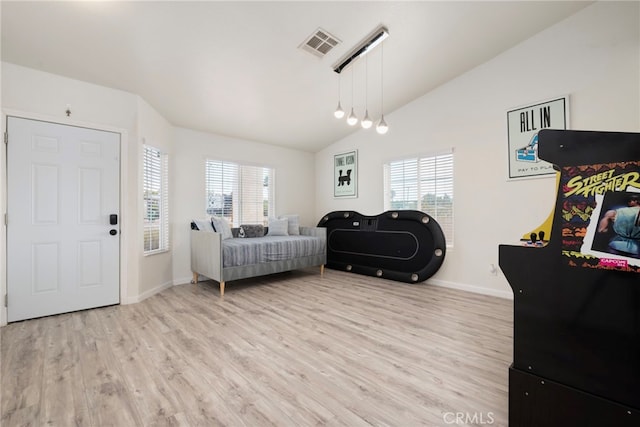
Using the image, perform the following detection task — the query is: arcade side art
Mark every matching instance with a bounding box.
[562,160,640,272]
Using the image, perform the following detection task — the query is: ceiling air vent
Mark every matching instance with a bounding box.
[299,28,340,58]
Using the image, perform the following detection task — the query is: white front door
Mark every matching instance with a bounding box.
[7,117,121,322]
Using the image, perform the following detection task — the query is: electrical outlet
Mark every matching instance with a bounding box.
[489,263,498,276]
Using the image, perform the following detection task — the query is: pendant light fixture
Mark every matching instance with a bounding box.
[334,72,345,119]
[376,41,389,135]
[331,25,389,132]
[361,55,373,129]
[346,64,358,126]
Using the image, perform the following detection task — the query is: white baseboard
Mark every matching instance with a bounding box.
[173,276,194,286]
[165,275,513,300]
[428,278,514,300]
[122,280,173,304]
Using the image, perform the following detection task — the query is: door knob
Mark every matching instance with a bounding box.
[109,229,117,236]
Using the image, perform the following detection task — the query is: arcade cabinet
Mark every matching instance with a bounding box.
[499,129,640,426]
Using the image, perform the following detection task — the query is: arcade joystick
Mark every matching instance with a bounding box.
[535,230,545,247]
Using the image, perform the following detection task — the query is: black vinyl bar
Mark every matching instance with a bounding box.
[333,27,388,74]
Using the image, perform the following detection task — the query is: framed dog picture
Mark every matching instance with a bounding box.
[334,150,357,198]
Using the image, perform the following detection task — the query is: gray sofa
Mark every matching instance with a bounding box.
[190,226,326,296]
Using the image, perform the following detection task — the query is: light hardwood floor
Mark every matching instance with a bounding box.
[1,268,513,427]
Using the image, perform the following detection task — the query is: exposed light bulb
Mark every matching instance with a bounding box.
[361,110,373,129]
[376,115,389,134]
[361,55,372,129]
[376,41,388,135]
[347,108,358,126]
[334,72,344,119]
[346,64,359,126]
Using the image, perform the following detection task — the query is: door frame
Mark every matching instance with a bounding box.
[1,110,130,326]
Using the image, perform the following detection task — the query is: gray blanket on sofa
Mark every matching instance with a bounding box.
[222,235,325,268]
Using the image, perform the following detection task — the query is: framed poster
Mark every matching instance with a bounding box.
[334,150,357,198]
[507,96,569,180]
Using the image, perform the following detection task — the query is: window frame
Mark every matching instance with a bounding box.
[383,149,454,247]
[143,145,169,255]
[205,159,275,227]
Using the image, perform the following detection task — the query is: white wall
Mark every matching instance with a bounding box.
[171,127,316,285]
[0,63,177,322]
[2,1,637,319]
[315,1,640,299]
[0,2,4,324]
[136,97,175,301]
[0,62,316,314]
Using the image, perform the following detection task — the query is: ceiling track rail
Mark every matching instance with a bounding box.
[333,25,389,74]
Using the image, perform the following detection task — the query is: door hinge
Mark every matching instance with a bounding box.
[4,213,6,226]
[4,294,7,308]
[3,132,7,144]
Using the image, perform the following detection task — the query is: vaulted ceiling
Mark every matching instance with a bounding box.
[1,1,592,152]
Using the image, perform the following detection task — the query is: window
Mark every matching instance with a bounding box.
[143,145,169,253]
[205,160,274,226]
[384,150,454,246]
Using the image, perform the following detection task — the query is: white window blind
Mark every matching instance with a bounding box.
[205,160,274,226]
[384,151,454,246]
[143,145,169,253]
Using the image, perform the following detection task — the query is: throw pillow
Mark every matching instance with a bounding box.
[279,214,300,235]
[267,217,288,236]
[192,218,214,232]
[240,224,265,238]
[211,217,233,240]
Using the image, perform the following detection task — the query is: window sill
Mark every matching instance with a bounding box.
[144,248,170,257]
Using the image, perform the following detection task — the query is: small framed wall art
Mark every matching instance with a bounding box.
[334,150,358,198]
[507,96,569,180]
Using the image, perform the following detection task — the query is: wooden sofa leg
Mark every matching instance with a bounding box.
[191,272,198,284]
[220,281,225,297]
[320,265,325,277]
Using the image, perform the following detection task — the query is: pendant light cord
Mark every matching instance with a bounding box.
[351,64,355,108]
[365,54,368,108]
[380,42,384,115]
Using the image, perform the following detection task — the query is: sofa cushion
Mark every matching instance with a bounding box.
[240,224,265,238]
[267,217,288,236]
[211,217,233,240]
[192,218,214,232]
[279,214,300,235]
